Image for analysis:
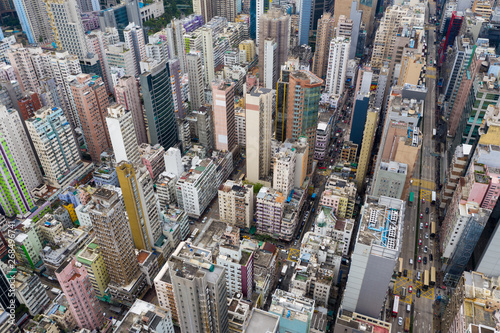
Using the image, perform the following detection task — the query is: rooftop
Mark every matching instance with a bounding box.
[244,308,280,332]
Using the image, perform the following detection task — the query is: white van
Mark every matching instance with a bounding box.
[417,271,421,281]
[407,304,411,312]
[409,258,413,265]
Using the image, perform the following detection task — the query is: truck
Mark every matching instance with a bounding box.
[281,265,288,276]
[404,317,411,332]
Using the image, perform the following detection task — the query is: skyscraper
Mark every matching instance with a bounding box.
[215,0,236,22]
[325,36,350,95]
[106,104,141,165]
[7,44,39,92]
[123,23,146,76]
[298,0,312,45]
[166,19,188,73]
[0,106,41,217]
[193,0,214,24]
[258,8,290,83]
[245,87,274,184]
[312,13,335,79]
[355,108,379,189]
[262,38,278,89]
[26,107,81,187]
[169,243,229,333]
[186,51,205,110]
[212,80,237,152]
[44,0,89,59]
[55,259,105,331]
[140,61,178,149]
[70,74,111,162]
[114,75,148,145]
[200,27,215,86]
[116,162,162,253]
[13,0,52,44]
[285,70,323,172]
[88,188,147,304]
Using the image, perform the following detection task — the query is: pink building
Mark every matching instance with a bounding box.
[482,168,500,210]
[81,12,100,31]
[115,76,148,144]
[70,74,111,162]
[212,80,237,152]
[55,259,105,331]
[86,33,111,94]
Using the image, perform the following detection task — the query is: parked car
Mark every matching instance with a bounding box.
[420,213,423,219]
[398,317,403,326]
[426,207,429,214]
[408,286,413,293]
[430,254,433,261]
[418,256,422,263]
[424,246,428,253]
[423,257,427,265]
[419,239,422,246]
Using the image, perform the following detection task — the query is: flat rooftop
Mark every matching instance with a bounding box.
[244,308,279,332]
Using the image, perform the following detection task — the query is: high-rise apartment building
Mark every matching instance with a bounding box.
[262,38,278,89]
[200,27,215,86]
[217,244,254,299]
[70,74,111,162]
[273,149,296,197]
[88,188,147,304]
[193,0,214,24]
[355,107,379,189]
[245,87,274,184]
[140,61,178,149]
[154,262,180,324]
[44,0,89,59]
[55,259,106,331]
[14,220,43,269]
[7,44,39,92]
[13,0,52,44]
[258,8,290,83]
[168,243,229,333]
[312,13,335,79]
[26,107,81,188]
[325,36,350,96]
[218,180,254,229]
[0,106,41,213]
[17,92,42,120]
[212,80,237,152]
[215,0,236,22]
[123,23,146,76]
[285,70,323,172]
[116,162,162,254]
[106,104,141,165]
[165,19,187,73]
[76,241,110,299]
[186,51,205,110]
[114,76,148,145]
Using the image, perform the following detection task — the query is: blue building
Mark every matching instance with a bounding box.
[349,95,370,146]
[140,61,178,149]
[298,0,312,45]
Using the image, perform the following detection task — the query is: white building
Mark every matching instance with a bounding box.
[106,43,136,77]
[325,36,350,96]
[14,273,50,316]
[25,107,82,188]
[200,28,215,86]
[235,108,246,147]
[115,299,175,333]
[106,104,141,165]
[164,147,183,178]
[263,39,278,89]
[123,23,146,76]
[175,158,217,218]
[341,196,405,318]
[186,51,205,110]
[245,87,275,184]
[216,243,254,299]
[273,149,296,197]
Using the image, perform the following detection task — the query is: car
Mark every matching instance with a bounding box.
[430,254,433,261]
[417,289,421,298]
[189,221,195,225]
[418,256,422,263]
[279,278,283,283]
[420,223,423,230]
[202,217,208,223]
[408,286,413,293]
[398,317,403,326]
[423,257,427,265]
[425,233,429,239]
[278,245,284,249]
[424,246,428,253]
[409,258,413,265]
[420,213,423,219]
[425,222,429,228]
[419,239,422,245]
[426,207,429,214]
[403,269,408,277]
[294,240,298,246]
[422,199,425,203]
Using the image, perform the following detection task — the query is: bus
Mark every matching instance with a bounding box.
[191,228,199,239]
[409,192,414,206]
[392,295,400,317]
[404,317,411,332]
[431,191,436,205]
[398,258,403,276]
[431,267,436,286]
[423,270,430,291]
[431,222,436,238]
[401,287,407,299]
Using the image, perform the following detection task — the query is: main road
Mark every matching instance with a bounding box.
[391,1,440,332]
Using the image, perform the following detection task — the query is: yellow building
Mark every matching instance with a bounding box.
[76,242,110,298]
[356,109,379,189]
[239,40,256,63]
[62,202,78,223]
